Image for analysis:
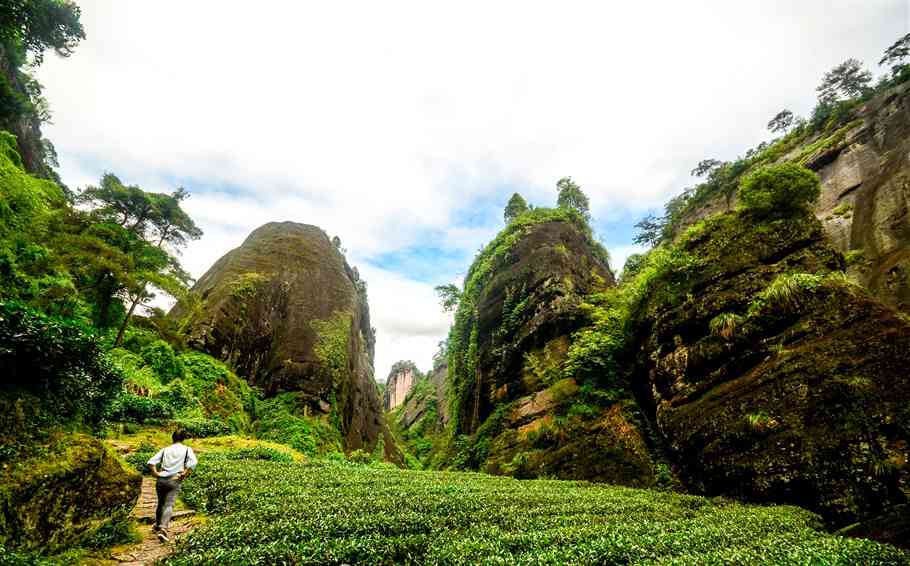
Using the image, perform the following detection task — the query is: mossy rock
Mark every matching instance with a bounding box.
[635,209,910,528]
[170,222,400,463]
[0,432,141,552]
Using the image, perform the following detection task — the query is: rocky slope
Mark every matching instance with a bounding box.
[172,222,399,461]
[632,209,910,534]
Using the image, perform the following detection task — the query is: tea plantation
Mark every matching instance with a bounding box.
[168,450,909,565]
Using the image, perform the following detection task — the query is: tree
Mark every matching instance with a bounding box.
[880,33,910,76]
[0,0,85,65]
[767,109,795,133]
[503,192,528,223]
[816,58,872,104]
[332,235,341,249]
[620,253,646,282]
[434,284,461,312]
[738,163,820,218]
[79,174,201,345]
[690,159,722,178]
[633,214,666,247]
[555,177,590,220]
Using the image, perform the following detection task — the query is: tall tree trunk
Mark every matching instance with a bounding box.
[114,292,142,347]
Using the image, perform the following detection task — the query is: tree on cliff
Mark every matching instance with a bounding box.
[767,110,795,133]
[881,33,910,77]
[434,284,461,312]
[816,58,872,104]
[556,177,590,220]
[0,0,85,64]
[503,193,529,223]
[690,159,722,178]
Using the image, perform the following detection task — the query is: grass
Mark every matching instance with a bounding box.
[165,450,909,565]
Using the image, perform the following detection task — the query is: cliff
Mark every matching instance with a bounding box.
[384,361,418,411]
[682,81,910,313]
[441,209,659,485]
[172,222,399,461]
[632,209,910,533]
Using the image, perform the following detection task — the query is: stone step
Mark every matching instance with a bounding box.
[136,509,196,524]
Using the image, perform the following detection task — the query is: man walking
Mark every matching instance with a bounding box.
[147,430,197,543]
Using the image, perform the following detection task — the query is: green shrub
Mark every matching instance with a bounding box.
[173,417,230,438]
[81,510,139,548]
[346,449,373,465]
[140,340,184,383]
[738,163,821,217]
[709,312,744,340]
[0,300,122,426]
[748,273,825,314]
[224,447,294,463]
[107,393,173,423]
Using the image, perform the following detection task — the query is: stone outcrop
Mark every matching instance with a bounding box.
[453,218,615,435]
[384,361,417,411]
[443,214,660,485]
[397,360,449,431]
[171,222,399,461]
[632,210,910,530]
[0,433,141,552]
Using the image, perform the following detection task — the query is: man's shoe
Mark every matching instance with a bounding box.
[157,530,170,543]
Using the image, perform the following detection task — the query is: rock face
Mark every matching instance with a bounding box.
[397,361,449,431]
[173,222,398,460]
[810,82,910,314]
[384,361,417,411]
[682,82,910,314]
[633,210,910,528]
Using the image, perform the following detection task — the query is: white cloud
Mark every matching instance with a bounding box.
[36,0,906,377]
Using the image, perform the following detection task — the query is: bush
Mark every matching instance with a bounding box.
[0,301,122,426]
[139,340,184,383]
[225,447,294,463]
[173,417,230,438]
[107,393,173,423]
[738,163,820,217]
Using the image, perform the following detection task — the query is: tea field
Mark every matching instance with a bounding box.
[169,450,909,565]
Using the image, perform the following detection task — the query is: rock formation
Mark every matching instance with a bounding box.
[171,221,399,461]
[682,81,910,313]
[632,210,910,531]
[443,211,658,485]
[384,361,418,411]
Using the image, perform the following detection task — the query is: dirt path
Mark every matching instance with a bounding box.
[105,449,199,565]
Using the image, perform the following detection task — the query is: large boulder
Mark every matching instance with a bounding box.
[633,210,910,528]
[0,433,141,552]
[172,222,399,460]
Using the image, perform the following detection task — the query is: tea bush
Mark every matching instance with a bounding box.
[169,452,909,565]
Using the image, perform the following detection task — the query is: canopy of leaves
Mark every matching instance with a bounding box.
[434,283,461,312]
[816,58,872,104]
[0,0,85,65]
[503,192,529,223]
[555,177,590,220]
[880,33,910,74]
[767,109,795,133]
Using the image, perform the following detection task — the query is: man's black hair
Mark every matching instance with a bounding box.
[172,430,188,443]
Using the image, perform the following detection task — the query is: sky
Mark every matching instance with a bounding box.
[37,1,907,381]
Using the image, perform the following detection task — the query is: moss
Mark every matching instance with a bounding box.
[792,119,863,166]
[228,272,268,299]
[0,432,141,552]
[832,202,854,217]
[311,311,352,388]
